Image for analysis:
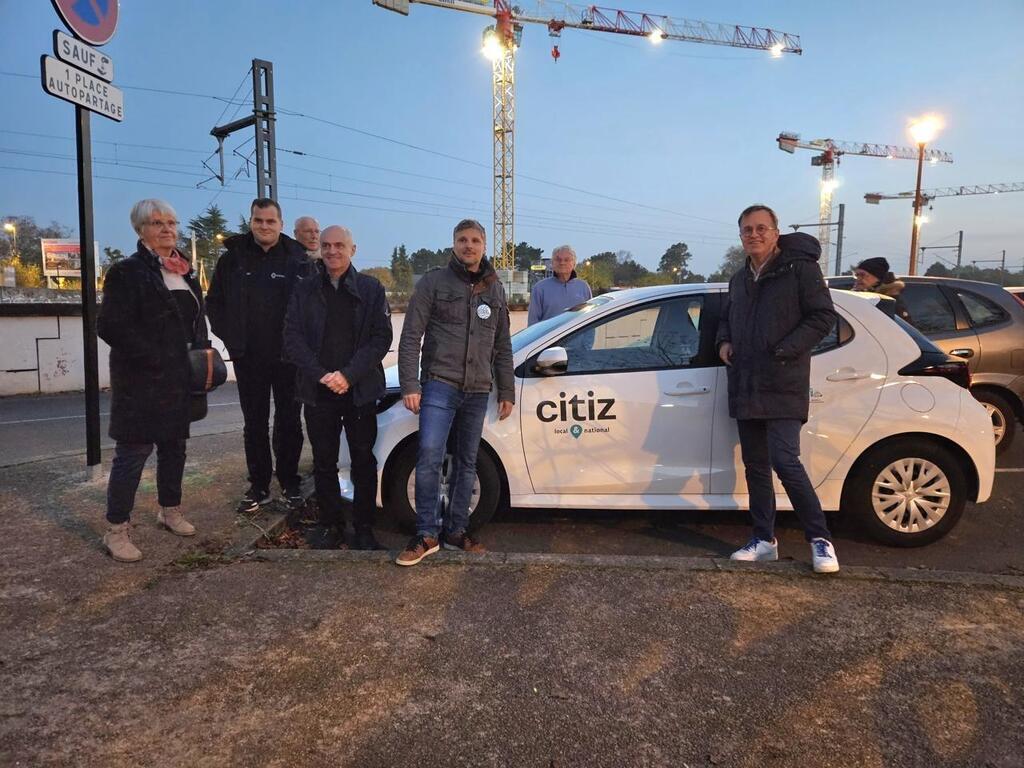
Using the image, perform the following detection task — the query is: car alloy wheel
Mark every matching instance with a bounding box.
[871,457,951,534]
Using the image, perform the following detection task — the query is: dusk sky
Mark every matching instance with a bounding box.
[2,0,1022,277]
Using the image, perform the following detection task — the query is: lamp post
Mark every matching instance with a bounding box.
[3,222,17,258]
[907,115,942,275]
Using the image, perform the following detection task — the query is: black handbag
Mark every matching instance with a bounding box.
[188,341,228,395]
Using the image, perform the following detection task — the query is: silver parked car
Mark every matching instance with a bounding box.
[828,275,1024,453]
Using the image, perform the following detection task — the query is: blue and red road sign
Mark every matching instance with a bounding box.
[51,0,119,47]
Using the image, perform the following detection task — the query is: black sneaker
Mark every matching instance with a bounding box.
[352,527,385,551]
[237,486,271,513]
[442,531,487,553]
[281,485,305,510]
[308,524,347,550]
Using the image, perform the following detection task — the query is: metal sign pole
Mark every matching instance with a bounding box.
[76,105,102,468]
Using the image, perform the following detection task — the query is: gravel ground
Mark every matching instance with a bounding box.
[1,432,1022,768]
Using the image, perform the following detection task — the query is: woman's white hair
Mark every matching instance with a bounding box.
[130,199,177,236]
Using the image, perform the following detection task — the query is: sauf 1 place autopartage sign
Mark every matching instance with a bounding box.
[42,0,123,122]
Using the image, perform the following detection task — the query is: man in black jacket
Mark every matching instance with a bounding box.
[283,225,392,549]
[716,205,840,574]
[206,198,310,513]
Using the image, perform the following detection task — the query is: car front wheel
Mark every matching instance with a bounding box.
[383,438,502,533]
[842,439,966,547]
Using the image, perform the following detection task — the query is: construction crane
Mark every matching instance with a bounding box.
[865,182,1024,205]
[777,132,953,271]
[374,0,803,274]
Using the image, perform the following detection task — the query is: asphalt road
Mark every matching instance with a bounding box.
[2,387,1021,574]
[0,384,245,466]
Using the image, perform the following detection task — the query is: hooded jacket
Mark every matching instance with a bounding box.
[715,232,836,422]
[205,232,310,363]
[398,256,515,403]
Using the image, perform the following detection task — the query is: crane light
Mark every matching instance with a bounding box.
[482,27,503,61]
[821,178,839,195]
[769,42,785,58]
[648,29,664,44]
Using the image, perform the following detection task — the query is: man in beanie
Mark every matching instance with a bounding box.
[852,257,910,321]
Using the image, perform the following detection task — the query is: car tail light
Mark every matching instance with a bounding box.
[898,355,972,390]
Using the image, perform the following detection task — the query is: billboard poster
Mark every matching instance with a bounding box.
[40,238,99,277]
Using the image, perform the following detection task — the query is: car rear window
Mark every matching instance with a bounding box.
[956,290,1008,328]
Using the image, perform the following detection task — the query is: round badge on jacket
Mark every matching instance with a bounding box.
[477,304,492,320]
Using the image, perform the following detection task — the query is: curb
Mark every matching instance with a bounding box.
[249,548,1024,591]
[225,509,289,557]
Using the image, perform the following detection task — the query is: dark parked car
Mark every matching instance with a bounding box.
[828,275,1024,453]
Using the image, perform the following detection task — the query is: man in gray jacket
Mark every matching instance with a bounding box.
[396,219,515,566]
[527,244,592,325]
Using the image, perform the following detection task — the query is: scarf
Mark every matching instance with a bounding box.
[160,249,191,276]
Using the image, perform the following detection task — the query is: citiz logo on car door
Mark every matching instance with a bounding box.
[536,391,615,438]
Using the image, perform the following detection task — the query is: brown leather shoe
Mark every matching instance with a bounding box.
[157,508,196,537]
[396,535,439,566]
[442,531,486,554]
[103,522,142,563]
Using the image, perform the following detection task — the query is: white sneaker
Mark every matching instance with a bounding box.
[811,538,839,573]
[730,537,779,562]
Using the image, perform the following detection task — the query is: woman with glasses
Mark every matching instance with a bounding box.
[97,199,207,562]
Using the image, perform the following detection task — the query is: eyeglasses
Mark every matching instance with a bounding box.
[146,219,179,230]
[739,225,776,238]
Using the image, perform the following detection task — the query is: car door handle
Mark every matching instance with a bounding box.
[664,385,710,396]
[825,368,869,382]
[950,348,974,359]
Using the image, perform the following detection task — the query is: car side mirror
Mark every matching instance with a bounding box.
[534,346,568,376]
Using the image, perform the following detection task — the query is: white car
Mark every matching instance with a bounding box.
[338,285,995,547]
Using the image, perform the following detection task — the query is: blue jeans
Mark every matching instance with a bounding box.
[737,418,831,542]
[415,380,490,539]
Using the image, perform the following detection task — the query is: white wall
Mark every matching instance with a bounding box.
[0,311,529,396]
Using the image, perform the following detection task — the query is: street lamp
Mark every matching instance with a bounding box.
[3,222,17,258]
[907,114,943,275]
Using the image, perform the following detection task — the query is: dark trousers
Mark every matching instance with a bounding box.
[234,357,303,491]
[304,395,379,531]
[737,418,831,543]
[106,440,186,524]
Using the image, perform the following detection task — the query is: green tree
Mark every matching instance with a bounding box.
[390,244,413,292]
[612,256,649,286]
[184,205,233,278]
[515,241,544,271]
[409,247,450,274]
[237,215,251,235]
[578,258,615,294]
[924,262,951,278]
[707,246,747,283]
[657,242,690,273]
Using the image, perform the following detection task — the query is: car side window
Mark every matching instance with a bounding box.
[811,315,853,355]
[559,296,704,374]
[956,290,1007,328]
[899,283,957,334]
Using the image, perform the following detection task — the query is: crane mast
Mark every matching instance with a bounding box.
[375,0,803,275]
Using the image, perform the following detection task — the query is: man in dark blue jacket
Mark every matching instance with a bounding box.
[283,225,392,549]
[206,198,310,513]
[716,205,840,574]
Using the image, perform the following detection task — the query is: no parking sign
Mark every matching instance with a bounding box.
[51,0,119,47]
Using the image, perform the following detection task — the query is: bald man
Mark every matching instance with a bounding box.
[293,216,321,260]
[283,225,392,549]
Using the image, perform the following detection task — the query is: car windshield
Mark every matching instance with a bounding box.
[510,295,615,354]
